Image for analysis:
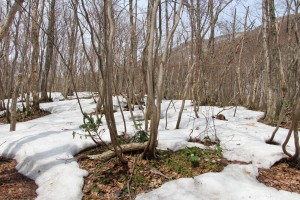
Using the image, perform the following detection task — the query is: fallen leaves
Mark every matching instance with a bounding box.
[0,157,37,200]
[257,160,300,194]
[77,147,227,199]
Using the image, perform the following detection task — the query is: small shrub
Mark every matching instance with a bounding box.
[131,130,149,143]
[190,155,200,167]
[79,113,102,133]
[215,142,223,157]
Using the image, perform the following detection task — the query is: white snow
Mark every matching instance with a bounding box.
[0,93,299,200]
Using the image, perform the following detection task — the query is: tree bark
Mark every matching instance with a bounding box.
[10,12,24,131]
[103,0,127,164]
[29,0,41,111]
[236,7,249,104]
[144,0,183,158]
[0,0,24,42]
[41,0,56,102]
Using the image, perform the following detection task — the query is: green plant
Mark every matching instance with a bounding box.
[203,136,211,143]
[79,113,102,133]
[131,130,149,143]
[215,142,223,157]
[26,110,32,117]
[132,173,144,186]
[181,147,200,156]
[190,155,200,167]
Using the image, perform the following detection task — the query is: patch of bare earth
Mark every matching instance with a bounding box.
[257,159,300,194]
[0,156,37,200]
[77,145,228,199]
[0,109,50,124]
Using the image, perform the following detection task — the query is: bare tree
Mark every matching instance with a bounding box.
[0,0,24,42]
[282,94,300,161]
[236,7,249,104]
[103,0,127,164]
[10,10,24,131]
[40,0,56,102]
[29,0,41,111]
[143,0,183,159]
[62,2,78,98]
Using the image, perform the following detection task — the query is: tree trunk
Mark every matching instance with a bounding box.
[103,0,127,165]
[144,0,183,158]
[29,0,41,111]
[10,13,23,131]
[0,0,24,42]
[236,7,249,104]
[41,0,56,102]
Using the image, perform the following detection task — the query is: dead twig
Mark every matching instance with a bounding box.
[127,155,138,200]
[0,141,6,147]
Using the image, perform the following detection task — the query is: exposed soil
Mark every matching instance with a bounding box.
[0,109,51,124]
[0,100,299,199]
[77,146,227,199]
[257,159,300,194]
[1,147,299,199]
[0,156,37,200]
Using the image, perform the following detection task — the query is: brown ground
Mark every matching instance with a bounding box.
[1,149,298,200]
[76,146,228,200]
[0,109,50,124]
[0,156,37,200]
[0,108,48,199]
[0,102,299,199]
[257,159,300,194]
[77,146,300,199]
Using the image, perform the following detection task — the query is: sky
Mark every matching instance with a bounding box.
[135,0,292,36]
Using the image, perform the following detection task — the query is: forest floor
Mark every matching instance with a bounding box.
[0,146,299,199]
[76,145,300,199]
[0,109,50,200]
[0,108,50,124]
[0,93,299,199]
[0,156,37,200]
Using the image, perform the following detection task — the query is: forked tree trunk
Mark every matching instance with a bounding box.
[144,0,183,159]
[282,95,300,161]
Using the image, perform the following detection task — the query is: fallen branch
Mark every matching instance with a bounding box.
[87,142,147,160]
[150,167,171,180]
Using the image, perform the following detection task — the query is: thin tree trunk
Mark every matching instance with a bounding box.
[10,13,24,131]
[0,0,24,42]
[236,7,249,104]
[41,0,56,102]
[103,0,127,165]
